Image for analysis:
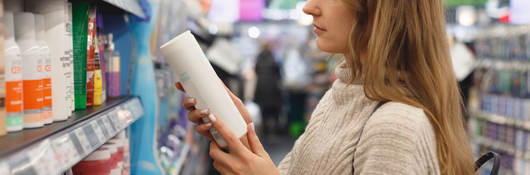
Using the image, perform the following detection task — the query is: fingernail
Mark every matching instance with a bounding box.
[208,114,217,122]
[200,109,209,115]
[250,122,255,132]
[205,123,212,127]
[187,98,195,104]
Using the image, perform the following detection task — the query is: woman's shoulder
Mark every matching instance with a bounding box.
[363,102,436,143]
[368,102,432,131]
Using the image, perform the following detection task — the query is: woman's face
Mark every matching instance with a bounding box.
[303,0,355,54]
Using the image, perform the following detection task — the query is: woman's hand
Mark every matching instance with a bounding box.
[208,114,279,175]
[175,82,253,141]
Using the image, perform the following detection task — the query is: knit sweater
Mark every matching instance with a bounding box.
[277,62,440,175]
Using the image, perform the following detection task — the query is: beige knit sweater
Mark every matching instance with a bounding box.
[277,62,440,175]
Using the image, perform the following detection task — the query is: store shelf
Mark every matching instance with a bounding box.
[471,110,530,131]
[471,136,530,160]
[0,96,143,175]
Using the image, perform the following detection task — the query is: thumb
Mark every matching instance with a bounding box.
[246,123,267,156]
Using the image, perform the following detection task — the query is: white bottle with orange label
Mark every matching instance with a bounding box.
[35,15,53,125]
[14,12,44,128]
[4,12,24,132]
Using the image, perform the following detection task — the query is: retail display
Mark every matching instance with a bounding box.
[469,25,530,175]
[3,12,23,132]
[161,31,248,147]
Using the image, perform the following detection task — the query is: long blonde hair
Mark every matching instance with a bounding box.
[342,0,474,174]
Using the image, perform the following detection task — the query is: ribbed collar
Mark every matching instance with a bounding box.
[331,62,367,105]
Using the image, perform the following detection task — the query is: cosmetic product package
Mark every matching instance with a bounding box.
[14,12,45,128]
[160,31,247,147]
[72,2,89,109]
[86,6,96,107]
[4,11,23,131]
[26,0,72,121]
[35,15,52,124]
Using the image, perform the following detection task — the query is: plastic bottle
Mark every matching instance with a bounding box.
[4,12,24,132]
[14,12,44,128]
[93,44,103,105]
[160,31,247,147]
[35,15,53,124]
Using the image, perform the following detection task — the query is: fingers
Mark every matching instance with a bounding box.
[175,82,185,92]
[209,114,248,154]
[246,123,267,156]
[196,123,214,140]
[187,108,209,124]
[182,97,196,110]
[209,142,232,166]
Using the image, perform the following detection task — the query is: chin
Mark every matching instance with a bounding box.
[315,37,345,53]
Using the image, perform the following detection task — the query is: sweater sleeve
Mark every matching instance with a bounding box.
[353,106,434,175]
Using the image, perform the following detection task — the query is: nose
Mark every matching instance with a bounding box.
[303,0,321,17]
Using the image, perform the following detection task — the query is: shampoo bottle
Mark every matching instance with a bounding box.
[14,12,44,128]
[4,12,24,132]
[160,31,247,147]
[35,15,53,124]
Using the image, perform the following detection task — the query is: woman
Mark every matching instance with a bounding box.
[177,0,475,174]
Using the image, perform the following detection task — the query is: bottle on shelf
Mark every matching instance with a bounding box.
[14,12,45,129]
[4,11,24,132]
[35,14,53,125]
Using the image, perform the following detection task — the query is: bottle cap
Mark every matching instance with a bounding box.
[14,12,36,40]
[35,15,46,41]
[4,12,15,39]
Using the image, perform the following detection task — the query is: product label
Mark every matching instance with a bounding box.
[5,81,23,112]
[43,78,52,108]
[23,79,44,110]
[6,116,23,128]
[24,113,42,123]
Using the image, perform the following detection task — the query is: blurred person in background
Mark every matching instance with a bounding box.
[254,41,283,137]
[178,0,475,174]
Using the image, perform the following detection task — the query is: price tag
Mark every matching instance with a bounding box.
[90,122,105,146]
[52,134,80,166]
[104,116,117,133]
[108,109,121,129]
[69,132,86,155]
[81,125,100,150]
[0,162,10,175]
[97,118,110,138]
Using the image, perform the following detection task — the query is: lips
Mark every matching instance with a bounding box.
[313,23,326,31]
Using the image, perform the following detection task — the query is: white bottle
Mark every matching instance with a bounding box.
[35,15,53,125]
[14,12,44,128]
[4,12,24,132]
[25,0,71,122]
[160,31,247,147]
[67,2,75,112]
